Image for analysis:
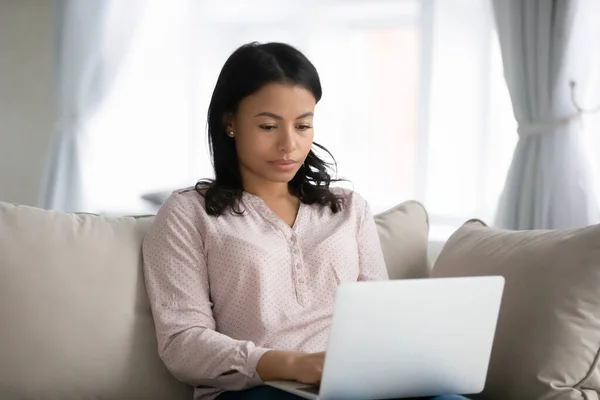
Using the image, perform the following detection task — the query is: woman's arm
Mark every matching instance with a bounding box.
[143,194,271,390]
[257,351,325,384]
[356,197,389,281]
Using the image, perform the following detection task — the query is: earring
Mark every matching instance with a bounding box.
[227,131,234,137]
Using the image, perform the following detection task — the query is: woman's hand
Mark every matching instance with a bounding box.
[256,351,325,384]
[288,352,325,384]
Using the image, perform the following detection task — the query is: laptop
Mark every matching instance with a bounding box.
[266,276,504,400]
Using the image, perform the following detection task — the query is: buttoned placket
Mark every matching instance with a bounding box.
[289,232,307,306]
[244,193,308,305]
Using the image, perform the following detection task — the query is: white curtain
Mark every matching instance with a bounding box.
[492,0,600,230]
[41,0,145,212]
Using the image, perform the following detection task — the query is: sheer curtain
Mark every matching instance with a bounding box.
[41,0,145,212]
[492,0,600,229]
[82,0,517,239]
[83,0,195,215]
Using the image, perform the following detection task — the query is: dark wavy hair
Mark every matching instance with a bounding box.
[196,42,346,216]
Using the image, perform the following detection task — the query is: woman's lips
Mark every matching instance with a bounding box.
[269,159,298,171]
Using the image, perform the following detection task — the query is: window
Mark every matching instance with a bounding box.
[83,0,518,240]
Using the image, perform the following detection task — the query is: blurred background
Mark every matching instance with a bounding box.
[1,0,600,241]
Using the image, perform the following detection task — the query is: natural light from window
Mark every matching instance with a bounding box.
[84,0,524,241]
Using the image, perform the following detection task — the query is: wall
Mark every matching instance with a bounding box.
[0,0,55,207]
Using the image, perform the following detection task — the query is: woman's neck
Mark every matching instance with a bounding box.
[244,181,292,201]
[241,167,294,201]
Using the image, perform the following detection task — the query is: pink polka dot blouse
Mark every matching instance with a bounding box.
[142,187,389,400]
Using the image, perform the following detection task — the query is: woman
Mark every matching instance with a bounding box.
[142,42,469,400]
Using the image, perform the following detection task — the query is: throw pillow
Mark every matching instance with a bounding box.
[432,219,600,400]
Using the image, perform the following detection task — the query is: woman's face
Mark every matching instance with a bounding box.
[228,83,316,187]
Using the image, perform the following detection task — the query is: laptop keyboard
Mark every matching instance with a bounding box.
[298,386,320,395]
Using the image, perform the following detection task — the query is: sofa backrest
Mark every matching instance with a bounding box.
[0,200,428,399]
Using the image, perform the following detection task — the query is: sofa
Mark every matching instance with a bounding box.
[1,199,600,400]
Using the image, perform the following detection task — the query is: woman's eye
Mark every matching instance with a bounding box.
[297,125,312,131]
[260,125,276,131]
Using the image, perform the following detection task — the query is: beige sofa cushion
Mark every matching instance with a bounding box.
[0,199,428,399]
[432,219,600,400]
[375,200,430,279]
[0,203,193,399]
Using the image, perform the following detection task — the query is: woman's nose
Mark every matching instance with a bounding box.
[279,127,297,153]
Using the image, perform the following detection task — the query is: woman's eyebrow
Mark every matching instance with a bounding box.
[254,112,282,120]
[296,112,314,119]
[253,111,314,119]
